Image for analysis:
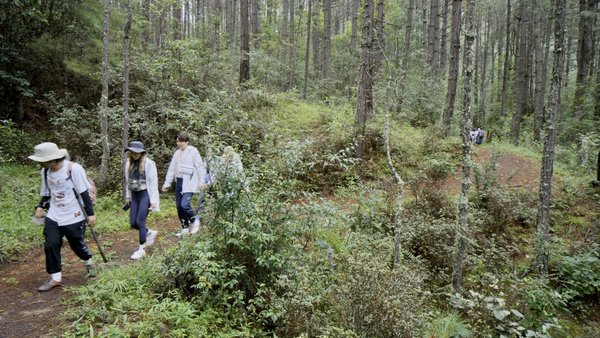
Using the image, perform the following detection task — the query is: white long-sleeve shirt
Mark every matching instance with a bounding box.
[162,145,206,193]
[125,157,160,211]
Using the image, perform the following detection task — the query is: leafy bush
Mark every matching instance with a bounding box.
[556,249,600,312]
[0,120,36,163]
[424,312,472,338]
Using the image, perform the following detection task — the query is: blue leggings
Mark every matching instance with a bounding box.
[130,189,150,244]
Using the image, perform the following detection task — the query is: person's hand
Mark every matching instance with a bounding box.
[149,203,157,211]
[35,207,47,218]
[161,186,170,192]
[87,215,97,227]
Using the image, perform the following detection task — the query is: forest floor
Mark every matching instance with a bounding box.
[0,145,578,338]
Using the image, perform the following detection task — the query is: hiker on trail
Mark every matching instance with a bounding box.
[29,142,96,292]
[470,129,478,143]
[210,146,247,197]
[124,141,160,260]
[476,128,485,145]
[161,133,207,237]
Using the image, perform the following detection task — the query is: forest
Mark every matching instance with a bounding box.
[1,0,600,336]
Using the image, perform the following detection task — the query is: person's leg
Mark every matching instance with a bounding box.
[134,190,151,244]
[64,220,93,261]
[180,192,196,224]
[43,218,63,275]
[175,178,187,228]
[129,190,141,230]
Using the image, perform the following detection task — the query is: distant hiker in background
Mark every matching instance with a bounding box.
[124,141,159,260]
[476,128,485,145]
[162,133,207,237]
[29,142,96,292]
[470,129,478,143]
[210,146,247,197]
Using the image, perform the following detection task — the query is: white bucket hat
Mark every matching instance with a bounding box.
[28,142,68,162]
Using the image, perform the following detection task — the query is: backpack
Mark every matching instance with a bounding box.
[44,161,97,205]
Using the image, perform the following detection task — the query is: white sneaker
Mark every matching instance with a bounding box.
[146,230,158,246]
[175,228,190,238]
[190,219,200,234]
[130,247,145,260]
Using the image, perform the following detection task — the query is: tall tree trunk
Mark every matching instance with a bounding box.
[322,0,332,78]
[142,0,150,51]
[533,8,551,142]
[573,0,597,117]
[442,0,462,137]
[100,0,111,189]
[421,0,427,51]
[535,0,566,277]
[251,0,261,48]
[476,8,491,128]
[500,0,511,117]
[280,0,289,88]
[510,1,531,144]
[240,0,250,85]
[312,0,321,74]
[351,0,359,51]
[289,0,296,88]
[355,0,374,160]
[373,0,385,75]
[427,0,439,67]
[122,0,131,199]
[173,1,182,40]
[396,0,415,113]
[439,0,449,74]
[452,0,475,295]
[303,0,313,99]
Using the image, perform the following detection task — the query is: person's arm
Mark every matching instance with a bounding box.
[71,164,94,216]
[162,151,178,191]
[146,159,160,209]
[193,149,207,187]
[124,159,131,200]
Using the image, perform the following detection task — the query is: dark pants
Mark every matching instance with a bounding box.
[175,178,196,228]
[130,189,150,244]
[44,218,92,274]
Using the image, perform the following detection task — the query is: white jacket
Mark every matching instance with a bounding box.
[162,145,206,193]
[125,157,160,211]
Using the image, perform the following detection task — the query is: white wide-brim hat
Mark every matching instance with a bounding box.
[28,142,68,162]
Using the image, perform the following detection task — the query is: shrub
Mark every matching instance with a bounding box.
[556,249,600,312]
[0,120,36,163]
[424,312,472,338]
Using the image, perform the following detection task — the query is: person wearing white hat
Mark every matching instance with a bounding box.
[29,142,96,291]
[124,140,160,260]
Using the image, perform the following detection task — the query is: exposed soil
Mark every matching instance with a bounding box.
[0,216,180,338]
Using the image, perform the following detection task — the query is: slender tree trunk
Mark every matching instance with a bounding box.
[313,0,321,74]
[303,0,313,99]
[289,0,296,88]
[442,0,462,137]
[100,0,111,188]
[533,9,551,142]
[280,0,289,88]
[396,0,415,113]
[373,0,385,75]
[323,0,332,78]
[351,0,359,51]
[574,0,597,118]
[427,0,439,67]
[535,0,566,277]
[142,0,150,51]
[510,1,531,144]
[355,0,374,160]
[251,0,261,48]
[240,0,250,85]
[173,1,182,40]
[122,0,131,199]
[500,0,511,117]
[439,0,449,74]
[452,0,475,295]
[476,8,490,128]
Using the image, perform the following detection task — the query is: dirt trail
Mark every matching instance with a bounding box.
[0,217,180,338]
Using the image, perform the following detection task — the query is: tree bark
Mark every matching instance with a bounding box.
[535,0,566,277]
[396,0,415,113]
[439,0,449,74]
[289,0,296,88]
[573,0,597,117]
[122,0,131,198]
[533,8,552,142]
[476,8,491,128]
[427,0,439,67]
[240,0,250,85]
[313,0,321,74]
[510,1,532,144]
[280,0,289,88]
[442,0,462,137]
[173,1,182,40]
[373,0,385,76]
[452,0,475,295]
[500,0,511,117]
[303,0,313,99]
[142,0,150,51]
[351,0,359,51]
[251,0,261,48]
[322,0,332,78]
[355,0,374,160]
[100,0,111,189]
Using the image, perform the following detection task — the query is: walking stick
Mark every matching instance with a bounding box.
[72,187,108,263]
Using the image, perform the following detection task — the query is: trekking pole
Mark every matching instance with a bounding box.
[72,187,108,263]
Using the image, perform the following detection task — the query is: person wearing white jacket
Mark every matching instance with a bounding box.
[162,133,207,236]
[124,141,160,260]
